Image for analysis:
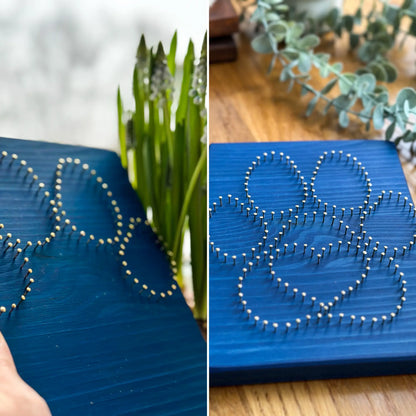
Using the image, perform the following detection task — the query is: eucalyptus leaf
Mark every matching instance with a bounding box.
[386,122,396,140]
[325,8,339,28]
[354,7,362,24]
[289,22,305,40]
[333,94,354,111]
[401,129,413,142]
[372,102,385,129]
[266,12,282,22]
[339,110,349,128]
[251,34,274,54]
[323,99,333,115]
[368,62,387,82]
[319,64,330,78]
[338,73,357,94]
[359,107,372,123]
[321,78,338,94]
[342,15,354,32]
[297,34,320,50]
[258,1,272,10]
[349,33,360,49]
[382,62,398,82]
[396,87,416,110]
[306,95,319,117]
[275,5,289,12]
[269,21,288,36]
[384,4,399,26]
[356,73,376,94]
[409,18,416,37]
[298,52,311,72]
[301,84,315,96]
[282,48,299,60]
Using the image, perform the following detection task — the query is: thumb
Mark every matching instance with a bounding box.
[0,331,17,373]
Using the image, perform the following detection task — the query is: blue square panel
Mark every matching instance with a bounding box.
[209,140,416,386]
[0,137,206,415]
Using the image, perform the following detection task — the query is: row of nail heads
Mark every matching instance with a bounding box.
[210,149,415,333]
[0,151,177,316]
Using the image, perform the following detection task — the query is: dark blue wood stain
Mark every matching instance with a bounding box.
[209,140,416,386]
[0,137,206,415]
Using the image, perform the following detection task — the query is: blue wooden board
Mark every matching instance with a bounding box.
[209,140,416,386]
[0,137,206,415]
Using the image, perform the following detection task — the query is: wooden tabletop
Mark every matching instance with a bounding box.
[209,1,416,415]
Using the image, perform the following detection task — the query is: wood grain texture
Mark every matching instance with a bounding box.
[209,0,416,414]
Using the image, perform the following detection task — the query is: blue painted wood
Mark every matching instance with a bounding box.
[0,137,206,415]
[209,140,416,386]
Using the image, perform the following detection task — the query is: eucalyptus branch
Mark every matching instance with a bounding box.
[250,0,416,159]
[320,0,416,82]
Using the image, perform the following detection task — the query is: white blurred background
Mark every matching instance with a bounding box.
[0,0,207,152]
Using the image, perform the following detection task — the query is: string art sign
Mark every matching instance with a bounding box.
[0,137,206,415]
[209,140,416,386]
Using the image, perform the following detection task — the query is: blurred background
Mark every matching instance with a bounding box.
[0,0,206,152]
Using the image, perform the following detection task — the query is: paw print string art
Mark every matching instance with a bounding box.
[0,150,178,317]
[209,149,415,334]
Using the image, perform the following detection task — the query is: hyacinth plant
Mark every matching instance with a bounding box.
[117,33,207,320]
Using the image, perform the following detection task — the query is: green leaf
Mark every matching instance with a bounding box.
[269,21,287,36]
[282,48,299,60]
[266,12,282,21]
[321,78,338,94]
[274,4,289,12]
[368,62,387,82]
[176,40,194,123]
[403,99,411,117]
[339,110,349,128]
[117,87,127,168]
[297,34,320,50]
[349,33,360,49]
[338,73,357,94]
[372,102,385,129]
[289,22,305,40]
[333,94,354,110]
[375,91,389,104]
[401,129,413,142]
[258,1,272,10]
[342,15,354,32]
[358,107,372,123]
[325,8,340,29]
[280,66,291,82]
[267,54,277,74]
[356,73,376,94]
[385,122,396,140]
[298,52,311,72]
[332,62,343,73]
[404,10,416,19]
[382,62,398,83]
[306,95,319,117]
[319,64,330,78]
[357,41,384,63]
[396,87,416,110]
[323,99,333,115]
[409,18,416,37]
[354,7,362,24]
[251,34,274,53]
[167,31,177,76]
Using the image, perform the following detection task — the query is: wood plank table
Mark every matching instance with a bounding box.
[209,2,416,415]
